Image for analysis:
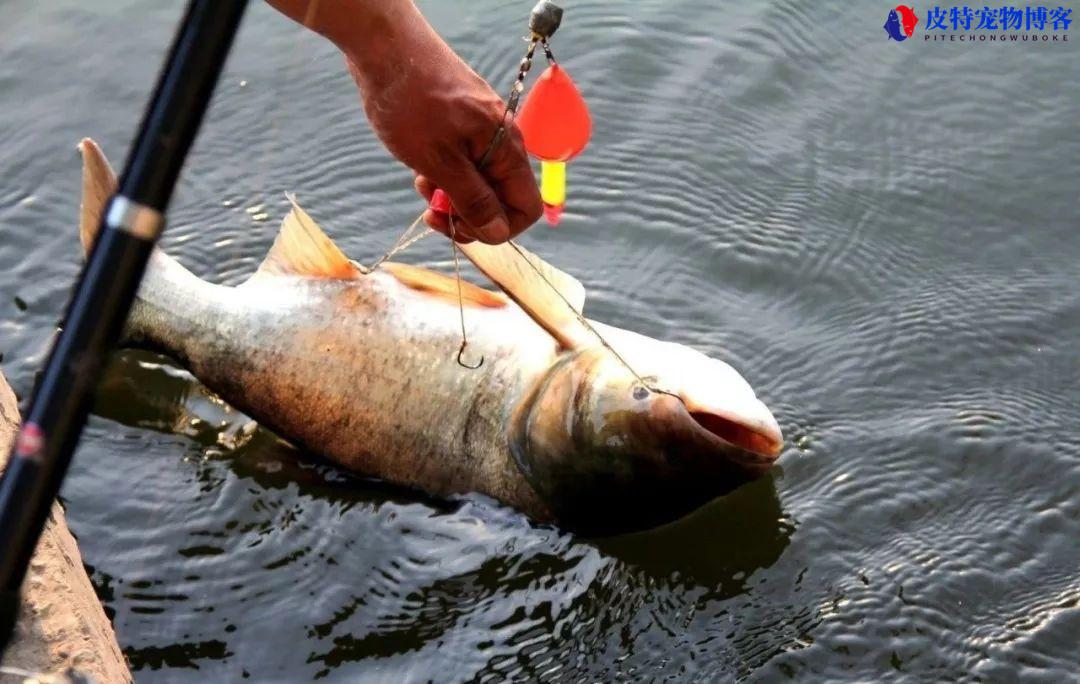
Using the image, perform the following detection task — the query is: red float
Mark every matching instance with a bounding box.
[516,64,592,162]
[429,64,592,228]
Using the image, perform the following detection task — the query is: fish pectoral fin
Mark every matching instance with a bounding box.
[382,262,507,308]
[459,241,592,349]
[256,194,362,280]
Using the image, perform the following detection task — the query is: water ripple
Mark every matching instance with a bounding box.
[0,0,1077,681]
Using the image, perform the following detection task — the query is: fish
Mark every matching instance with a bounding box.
[78,138,783,534]
[896,5,919,37]
[884,9,908,41]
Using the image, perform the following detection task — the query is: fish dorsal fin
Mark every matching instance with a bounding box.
[459,241,591,349]
[382,262,507,308]
[79,138,117,254]
[257,195,361,279]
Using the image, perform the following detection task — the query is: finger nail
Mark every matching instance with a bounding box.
[476,217,510,244]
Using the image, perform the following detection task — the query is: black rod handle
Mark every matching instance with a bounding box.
[0,0,247,658]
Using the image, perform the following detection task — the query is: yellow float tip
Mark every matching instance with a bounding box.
[540,160,566,207]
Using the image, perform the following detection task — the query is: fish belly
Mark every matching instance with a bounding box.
[161,270,558,518]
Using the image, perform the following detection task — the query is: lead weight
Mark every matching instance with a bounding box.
[529,1,563,39]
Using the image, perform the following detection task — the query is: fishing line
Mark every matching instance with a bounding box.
[352,30,673,397]
[365,33,552,270]
[503,241,681,402]
[448,214,484,369]
[363,211,431,272]
[356,40,545,355]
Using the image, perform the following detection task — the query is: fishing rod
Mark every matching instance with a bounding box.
[0,0,247,658]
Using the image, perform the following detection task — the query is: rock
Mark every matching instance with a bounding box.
[0,371,131,683]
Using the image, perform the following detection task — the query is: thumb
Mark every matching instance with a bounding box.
[437,162,510,244]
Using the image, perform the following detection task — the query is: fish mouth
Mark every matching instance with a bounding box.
[689,404,783,461]
[671,355,783,463]
[677,383,784,464]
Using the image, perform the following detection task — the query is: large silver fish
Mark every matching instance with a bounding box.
[79,139,782,534]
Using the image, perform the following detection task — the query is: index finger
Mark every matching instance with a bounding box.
[482,125,542,238]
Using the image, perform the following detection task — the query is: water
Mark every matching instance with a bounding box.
[1,0,1077,680]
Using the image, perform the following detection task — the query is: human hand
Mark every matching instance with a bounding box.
[342,5,541,244]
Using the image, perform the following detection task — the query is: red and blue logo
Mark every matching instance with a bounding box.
[884,5,920,40]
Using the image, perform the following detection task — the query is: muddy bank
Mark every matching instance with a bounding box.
[0,372,131,683]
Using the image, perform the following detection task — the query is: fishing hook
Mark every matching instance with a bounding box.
[449,215,485,370]
[457,339,484,370]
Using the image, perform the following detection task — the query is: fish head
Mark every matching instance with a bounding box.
[510,334,782,534]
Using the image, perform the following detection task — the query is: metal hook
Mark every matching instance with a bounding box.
[457,340,484,369]
[449,215,484,371]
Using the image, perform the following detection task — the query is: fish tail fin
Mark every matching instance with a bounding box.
[78,138,115,254]
[78,138,203,352]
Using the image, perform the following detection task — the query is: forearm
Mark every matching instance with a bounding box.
[264,1,438,79]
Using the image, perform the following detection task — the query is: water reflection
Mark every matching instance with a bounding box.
[594,472,794,595]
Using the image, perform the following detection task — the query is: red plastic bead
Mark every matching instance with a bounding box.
[429,188,456,216]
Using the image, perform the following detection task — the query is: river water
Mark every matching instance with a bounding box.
[0,0,1077,681]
